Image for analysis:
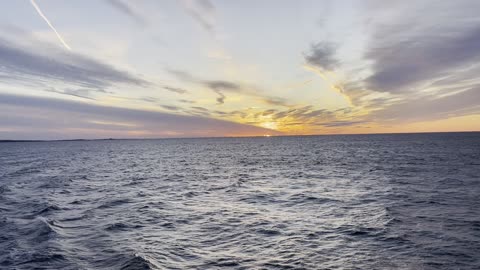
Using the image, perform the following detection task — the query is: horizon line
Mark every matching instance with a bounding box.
[1,130,479,143]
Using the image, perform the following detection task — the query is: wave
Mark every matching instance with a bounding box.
[120,253,158,270]
[1,134,479,269]
[97,198,131,209]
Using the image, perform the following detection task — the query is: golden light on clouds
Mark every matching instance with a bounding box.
[259,121,278,130]
[1,1,479,140]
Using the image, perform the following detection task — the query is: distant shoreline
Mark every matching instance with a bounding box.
[1,131,479,143]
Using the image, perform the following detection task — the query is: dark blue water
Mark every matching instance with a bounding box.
[0,133,479,269]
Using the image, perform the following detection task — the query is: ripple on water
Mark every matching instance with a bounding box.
[0,134,479,269]
[120,254,157,270]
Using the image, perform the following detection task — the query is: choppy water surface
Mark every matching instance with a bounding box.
[1,133,479,269]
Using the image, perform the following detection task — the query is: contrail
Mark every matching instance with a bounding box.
[30,0,71,50]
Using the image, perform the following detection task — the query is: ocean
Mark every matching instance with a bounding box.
[0,133,479,269]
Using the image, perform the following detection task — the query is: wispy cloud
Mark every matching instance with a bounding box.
[163,86,188,94]
[203,80,240,104]
[166,69,290,106]
[30,0,71,50]
[180,0,216,35]
[44,87,107,100]
[320,120,368,127]
[160,104,180,111]
[0,93,282,140]
[296,1,480,130]
[106,0,147,26]
[187,106,211,116]
[304,42,339,71]
[178,99,196,104]
[0,37,149,89]
[365,25,480,94]
[302,42,354,105]
[261,97,290,107]
[368,86,480,123]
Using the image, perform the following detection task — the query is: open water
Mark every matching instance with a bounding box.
[0,133,479,269]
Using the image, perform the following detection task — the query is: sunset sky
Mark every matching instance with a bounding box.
[1,0,479,139]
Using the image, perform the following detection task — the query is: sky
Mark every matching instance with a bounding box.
[1,0,480,139]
